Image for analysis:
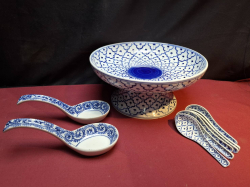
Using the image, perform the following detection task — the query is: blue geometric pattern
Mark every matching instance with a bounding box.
[178,111,234,160]
[3,118,118,146]
[94,68,203,93]
[111,90,176,119]
[90,42,208,119]
[18,95,110,117]
[185,105,238,144]
[175,113,230,167]
[187,109,238,154]
[90,42,208,81]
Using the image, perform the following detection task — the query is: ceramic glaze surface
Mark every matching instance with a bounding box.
[128,67,162,79]
[185,106,240,154]
[111,90,176,119]
[4,119,118,145]
[178,111,234,159]
[90,42,208,82]
[18,95,110,117]
[3,118,119,156]
[90,42,208,119]
[94,69,202,93]
[186,105,238,144]
[175,113,230,167]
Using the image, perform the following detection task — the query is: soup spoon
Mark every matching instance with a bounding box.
[178,111,234,160]
[180,109,235,152]
[17,94,110,124]
[186,104,238,144]
[175,112,230,167]
[185,109,238,153]
[3,118,119,156]
[185,105,240,153]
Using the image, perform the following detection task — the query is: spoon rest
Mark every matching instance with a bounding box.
[18,94,110,124]
[185,105,240,153]
[175,112,230,167]
[178,111,234,159]
[3,118,119,156]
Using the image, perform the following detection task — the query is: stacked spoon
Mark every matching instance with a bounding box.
[175,104,240,167]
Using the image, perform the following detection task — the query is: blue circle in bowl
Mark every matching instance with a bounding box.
[128,67,162,79]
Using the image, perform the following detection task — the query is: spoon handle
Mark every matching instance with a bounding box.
[187,108,240,153]
[201,128,234,160]
[196,132,230,167]
[186,105,238,144]
[3,118,72,145]
[178,111,234,159]
[17,94,73,115]
[175,114,230,167]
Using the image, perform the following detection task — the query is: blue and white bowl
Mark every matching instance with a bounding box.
[90,42,208,119]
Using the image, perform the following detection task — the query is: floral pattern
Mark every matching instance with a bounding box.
[185,105,238,145]
[18,95,110,117]
[175,113,230,167]
[90,42,208,82]
[3,118,118,146]
[111,90,177,119]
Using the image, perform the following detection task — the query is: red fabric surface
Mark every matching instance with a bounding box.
[0,80,250,187]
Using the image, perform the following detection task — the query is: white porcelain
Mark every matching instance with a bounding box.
[3,118,119,156]
[183,109,235,153]
[178,110,234,159]
[90,42,208,119]
[18,94,110,124]
[186,104,238,144]
[175,112,230,167]
[185,104,240,153]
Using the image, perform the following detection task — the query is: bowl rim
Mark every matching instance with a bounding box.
[75,122,119,153]
[75,100,110,119]
[89,41,208,84]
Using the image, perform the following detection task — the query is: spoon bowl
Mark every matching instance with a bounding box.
[3,118,119,156]
[185,104,240,153]
[177,110,234,160]
[18,94,110,124]
[175,112,230,167]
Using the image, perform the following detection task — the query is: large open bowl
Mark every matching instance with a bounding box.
[90,42,208,119]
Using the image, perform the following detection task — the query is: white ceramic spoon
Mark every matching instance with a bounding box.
[186,109,238,153]
[185,105,240,153]
[186,104,238,144]
[178,111,234,160]
[181,109,235,152]
[17,94,110,124]
[175,112,230,167]
[3,118,119,156]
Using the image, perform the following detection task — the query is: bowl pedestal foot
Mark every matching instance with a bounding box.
[111,89,177,119]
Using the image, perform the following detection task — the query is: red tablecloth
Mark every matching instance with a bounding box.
[0,80,249,187]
